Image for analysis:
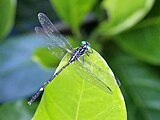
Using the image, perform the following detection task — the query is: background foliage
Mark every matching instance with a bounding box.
[0,0,160,120]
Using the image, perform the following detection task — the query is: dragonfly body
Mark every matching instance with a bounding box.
[69,42,90,63]
[28,13,120,105]
[28,41,91,105]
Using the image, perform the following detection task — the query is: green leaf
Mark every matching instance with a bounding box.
[50,0,97,31]
[33,50,126,120]
[0,100,37,120]
[0,0,16,39]
[32,47,58,68]
[115,17,160,65]
[145,0,160,18]
[94,0,154,36]
[107,46,160,120]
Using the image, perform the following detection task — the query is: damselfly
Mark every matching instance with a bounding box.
[28,13,120,105]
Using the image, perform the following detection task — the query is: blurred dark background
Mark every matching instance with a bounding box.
[0,0,160,119]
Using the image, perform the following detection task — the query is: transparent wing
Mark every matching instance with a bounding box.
[72,58,113,93]
[37,13,73,53]
[35,27,67,59]
[81,55,121,86]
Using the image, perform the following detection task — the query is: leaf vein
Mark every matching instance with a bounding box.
[75,80,84,120]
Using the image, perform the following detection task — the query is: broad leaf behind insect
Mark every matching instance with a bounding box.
[0,0,16,39]
[50,0,97,31]
[94,0,154,37]
[33,49,126,120]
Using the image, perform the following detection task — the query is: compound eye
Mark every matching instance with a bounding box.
[81,41,86,45]
[87,45,91,50]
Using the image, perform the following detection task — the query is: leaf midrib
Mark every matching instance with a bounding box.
[75,80,84,120]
